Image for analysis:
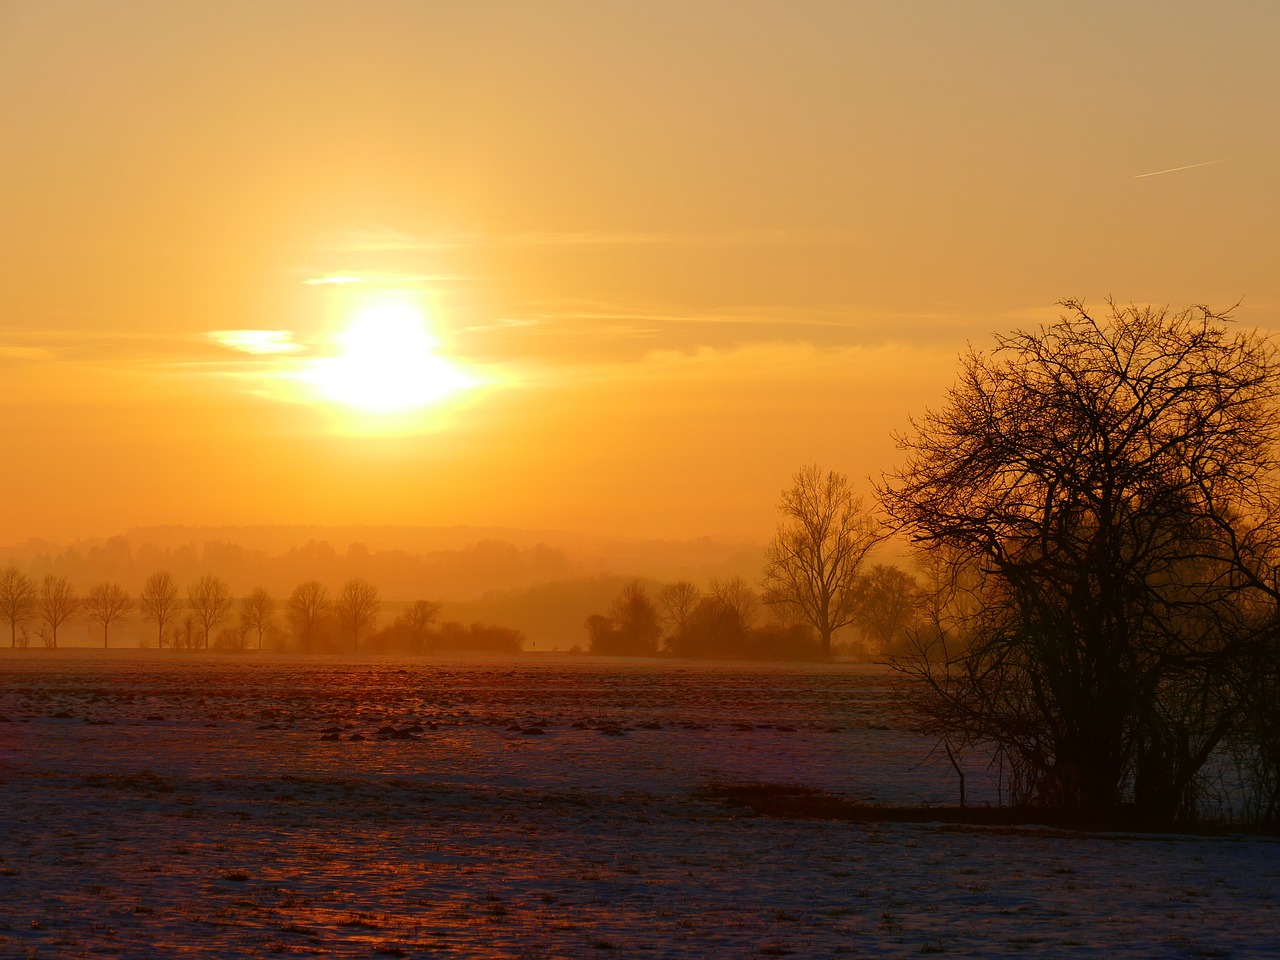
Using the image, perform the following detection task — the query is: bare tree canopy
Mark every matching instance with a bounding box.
[187,574,232,650]
[287,580,330,651]
[880,300,1280,821]
[37,574,78,649]
[240,587,276,650]
[139,571,180,649]
[0,566,36,648]
[762,465,883,657]
[335,578,380,651]
[84,582,132,649]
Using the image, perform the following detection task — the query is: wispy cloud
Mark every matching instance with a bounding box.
[320,227,850,253]
[0,343,53,361]
[207,330,306,355]
[302,275,365,286]
[1135,156,1242,179]
[300,273,461,286]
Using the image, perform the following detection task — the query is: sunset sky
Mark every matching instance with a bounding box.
[2,1,1278,545]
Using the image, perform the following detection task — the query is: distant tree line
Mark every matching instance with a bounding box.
[585,564,925,662]
[0,567,521,654]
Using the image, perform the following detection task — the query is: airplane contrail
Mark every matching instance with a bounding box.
[1135,156,1240,179]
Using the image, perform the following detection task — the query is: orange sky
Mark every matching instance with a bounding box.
[2,2,1278,544]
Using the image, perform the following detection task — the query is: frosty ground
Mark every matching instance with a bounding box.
[1,653,1277,958]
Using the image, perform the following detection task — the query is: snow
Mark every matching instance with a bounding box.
[1,651,1277,958]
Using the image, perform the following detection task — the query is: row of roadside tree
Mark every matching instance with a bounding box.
[0,568,521,653]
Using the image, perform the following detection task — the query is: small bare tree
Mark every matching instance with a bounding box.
[853,564,921,656]
[239,587,276,650]
[38,574,78,649]
[139,571,180,649]
[0,566,36,648]
[397,599,441,653]
[173,614,200,650]
[709,576,760,631]
[187,574,232,649]
[657,581,701,639]
[287,580,330,651]
[84,582,132,649]
[335,578,380,651]
[589,581,661,656]
[762,465,883,657]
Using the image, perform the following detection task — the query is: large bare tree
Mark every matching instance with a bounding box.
[240,587,276,650]
[762,465,883,657]
[84,582,132,649]
[139,571,180,649]
[880,300,1280,821]
[187,574,232,649]
[335,578,380,651]
[37,574,78,648]
[287,580,330,651]
[0,566,36,647]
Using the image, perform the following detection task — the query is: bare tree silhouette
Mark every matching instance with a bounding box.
[240,587,276,650]
[762,465,883,657]
[588,581,661,656]
[0,566,36,648]
[854,565,921,656]
[139,571,180,649]
[84,582,132,649]
[397,599,441,653]
[187,574,232,649]
[709,576,760,631]
[657,581,701,645]
[287,580,330,651]
[37,574,78,649]
[335,578,380,651]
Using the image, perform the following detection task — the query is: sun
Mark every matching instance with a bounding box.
[305,301,475,413]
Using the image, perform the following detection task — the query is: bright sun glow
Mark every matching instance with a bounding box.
[306,302,475,413]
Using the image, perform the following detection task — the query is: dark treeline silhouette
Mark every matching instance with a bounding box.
[583,561,922,662]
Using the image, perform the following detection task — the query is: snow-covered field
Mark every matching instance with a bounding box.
[1,651,1277,958]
